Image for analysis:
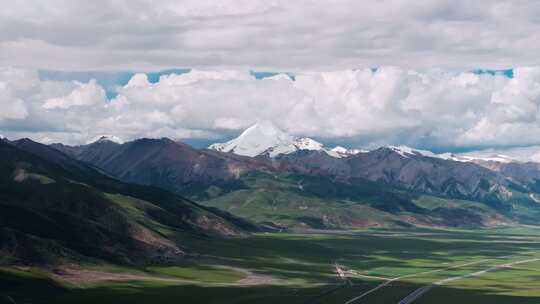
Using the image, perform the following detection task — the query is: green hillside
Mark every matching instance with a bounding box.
[198,172,521,229]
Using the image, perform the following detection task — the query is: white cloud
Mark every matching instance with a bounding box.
[125,73,150,88]
[454,68,540,147]
[0,82,28,120]
[43,80,106,109]
[3,66,540,152]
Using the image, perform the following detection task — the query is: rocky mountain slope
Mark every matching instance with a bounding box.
[52,137,278,195]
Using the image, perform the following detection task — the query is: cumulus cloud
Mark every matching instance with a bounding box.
[4,66,540,153]
[3,0,540,70]
[43,80,106,109]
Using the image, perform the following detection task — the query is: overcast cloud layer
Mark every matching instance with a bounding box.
[2,0,540,70]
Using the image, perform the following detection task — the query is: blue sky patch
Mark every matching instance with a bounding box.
[250,71,295,80]
[39,69,191,99]
[472,68,513,78]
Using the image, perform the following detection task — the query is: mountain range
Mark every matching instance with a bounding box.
[44,123,540,229]
[3,121,540,271]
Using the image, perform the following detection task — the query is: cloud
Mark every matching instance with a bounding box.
[3,1,540,70]
[4,66,540,153]
[0,82,28,120]
[0,67,38,121]
[43,80,106,109]
[458,145,540,163]
[5,1,540,151]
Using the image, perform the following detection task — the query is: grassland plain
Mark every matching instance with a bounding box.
[2,227,540,304]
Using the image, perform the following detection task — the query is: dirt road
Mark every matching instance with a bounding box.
[396,256,540,304]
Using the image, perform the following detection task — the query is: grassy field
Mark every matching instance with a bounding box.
[2,227,540,304]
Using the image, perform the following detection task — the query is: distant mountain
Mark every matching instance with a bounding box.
[52,137,278,196]
[1,139,256,267]
[272,147,519,209]
[382,145,517,164]
[345,147,511,201]
[277,146,514,201]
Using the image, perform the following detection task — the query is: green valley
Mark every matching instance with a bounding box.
[2,227,540,304]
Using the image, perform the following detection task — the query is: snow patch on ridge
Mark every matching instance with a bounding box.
[450,154,515,163]
[329,146,367,158]
[87,135,124,144]
[387,145,517,164]
[387,145,438,158]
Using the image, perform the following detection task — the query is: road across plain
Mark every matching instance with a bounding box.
[395,256,540,304]
[343,256,498,304]
[342,251,539,304]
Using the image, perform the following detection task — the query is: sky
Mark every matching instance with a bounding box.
[4,0,540,159]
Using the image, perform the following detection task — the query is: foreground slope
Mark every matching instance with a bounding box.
[0,139,255,266]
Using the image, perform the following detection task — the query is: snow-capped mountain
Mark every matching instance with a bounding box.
[328,146,367,158]
[209,123,518,163]
[87,135,124,144]
[209,122,372,158]
[209,121,326,157]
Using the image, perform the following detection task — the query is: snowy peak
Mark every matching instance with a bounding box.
[293,137,324,151]
[209,122,367,158]
[88,135,123,144]
[387,145,438,158]
[328,146,366,158]
[209,122,326,157]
